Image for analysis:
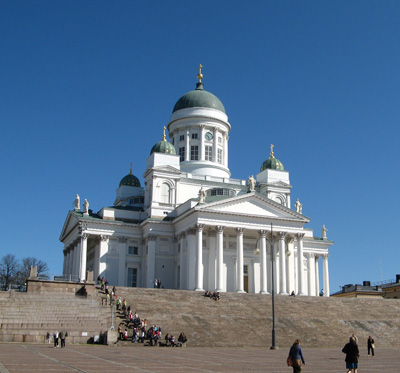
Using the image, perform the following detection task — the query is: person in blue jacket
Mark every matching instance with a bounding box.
[288,339,306,372]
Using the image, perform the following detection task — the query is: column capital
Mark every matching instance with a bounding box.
[80,233,89,240]
[236,227,245,235]
[259,229,267,238]
[100,235,109,242]
[196,223,205,232]
[148,235,157,242]
[322,253,329,260]
[216,225,225,233]
[119,237,128,243]
[278,231,286,240]
[187,228,196,236]
[78,221,87,234]
[295,233,305,240]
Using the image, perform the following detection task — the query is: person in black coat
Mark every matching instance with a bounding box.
[367,335,375,356]
[342,336,359,373]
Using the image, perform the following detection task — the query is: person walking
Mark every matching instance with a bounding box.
[288,339,305,373]
[53,331,59,348]
[367,336,375,357]
[342,336,359,373]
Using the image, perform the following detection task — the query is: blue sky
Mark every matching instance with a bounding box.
[1,1,399,293]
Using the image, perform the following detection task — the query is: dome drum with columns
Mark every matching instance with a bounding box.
[60,66,333,296]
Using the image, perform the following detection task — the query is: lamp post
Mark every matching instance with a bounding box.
[269,222,278,350]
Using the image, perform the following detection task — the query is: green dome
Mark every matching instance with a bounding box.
[119,169,141,187]
[150,139,176,155]
[173,82,226,114]
[260,146,284,171]
[261,156,285,171]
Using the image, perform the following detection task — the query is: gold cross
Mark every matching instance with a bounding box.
[197,64,203,83]
[270,144,275,157]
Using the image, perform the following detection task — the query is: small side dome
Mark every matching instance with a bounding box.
[120,164,141,187]
[172,64,226,114]
[150,126,176,155]
[260,145,285,171]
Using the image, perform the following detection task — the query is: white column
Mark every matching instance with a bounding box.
[278,232,287,295]
[315,255,320,296]
[323,254,330,296]
[223,134,228,167]
[296,233,306,295]
[216,226,224,292]
[213,127,218,162]
[71,245,76,277]
[208,231,217,291]
[98,235,109,279]
[79,233,88,282]
[146,235,156,288]
[118,237,127,286]
[308,253,316,296]
[67,247,73,276]
[187,229,196,290]
[185,127,190,161]
[236,227,245,293]
[285,237,294,294]
[200,125,205,160]
[74,242,80,278]
[259,230,268,294]
[179,233,186,289]
[195,224,204,291]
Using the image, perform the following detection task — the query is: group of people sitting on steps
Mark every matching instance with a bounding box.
[204,290,220,301]
[96,281,187,347]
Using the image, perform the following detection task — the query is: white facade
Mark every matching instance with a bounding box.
[60,75,333,296]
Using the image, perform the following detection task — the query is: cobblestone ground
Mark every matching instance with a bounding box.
[0,343,398,372]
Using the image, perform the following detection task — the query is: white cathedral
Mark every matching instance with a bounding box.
[60,67,333,296]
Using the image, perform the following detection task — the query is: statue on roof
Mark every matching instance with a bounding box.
[248,175,256,192]
[295,198,302,214]
[83,199,89,214]
[74,194,80,211]
[322,225,328,239]
[198,187,206,203]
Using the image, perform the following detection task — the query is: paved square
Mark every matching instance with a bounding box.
[0,343,397,372]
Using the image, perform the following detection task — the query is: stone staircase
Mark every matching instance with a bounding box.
[0,290,112,343]
[114,288,400,348]
[1,286,400,348]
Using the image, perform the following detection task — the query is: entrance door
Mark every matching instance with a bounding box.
[244,265,249,293]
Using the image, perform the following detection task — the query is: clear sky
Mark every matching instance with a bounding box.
[1,1,399,293]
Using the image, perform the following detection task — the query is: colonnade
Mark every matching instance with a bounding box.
[62,224,330,296]
[187,224,330,296]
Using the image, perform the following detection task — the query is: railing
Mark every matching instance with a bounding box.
[52,274,80,282]
[372,278,396,286]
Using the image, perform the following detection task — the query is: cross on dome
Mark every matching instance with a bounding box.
[197,64,203,83]
[270,144,275,158]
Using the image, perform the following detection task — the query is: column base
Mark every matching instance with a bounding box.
[194,288,204,292]
[279,291,288,295]
[216,288,224,292]
[260,291,270,295]
[236,290,246,293]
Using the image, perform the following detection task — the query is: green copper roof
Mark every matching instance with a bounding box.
[119,171,141,187]
[261,156,285,171]
[150,139,176,155]
[173,82,226,114]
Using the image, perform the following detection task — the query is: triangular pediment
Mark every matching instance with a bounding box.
[153,165,181,173]
[59,211,80,241]
[196,192,309,222]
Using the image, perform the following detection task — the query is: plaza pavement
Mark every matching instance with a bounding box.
[0,343,397,372]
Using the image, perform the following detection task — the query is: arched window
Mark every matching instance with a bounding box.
[160,183,171,204]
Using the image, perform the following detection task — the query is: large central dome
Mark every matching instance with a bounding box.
[172,82,226,114]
